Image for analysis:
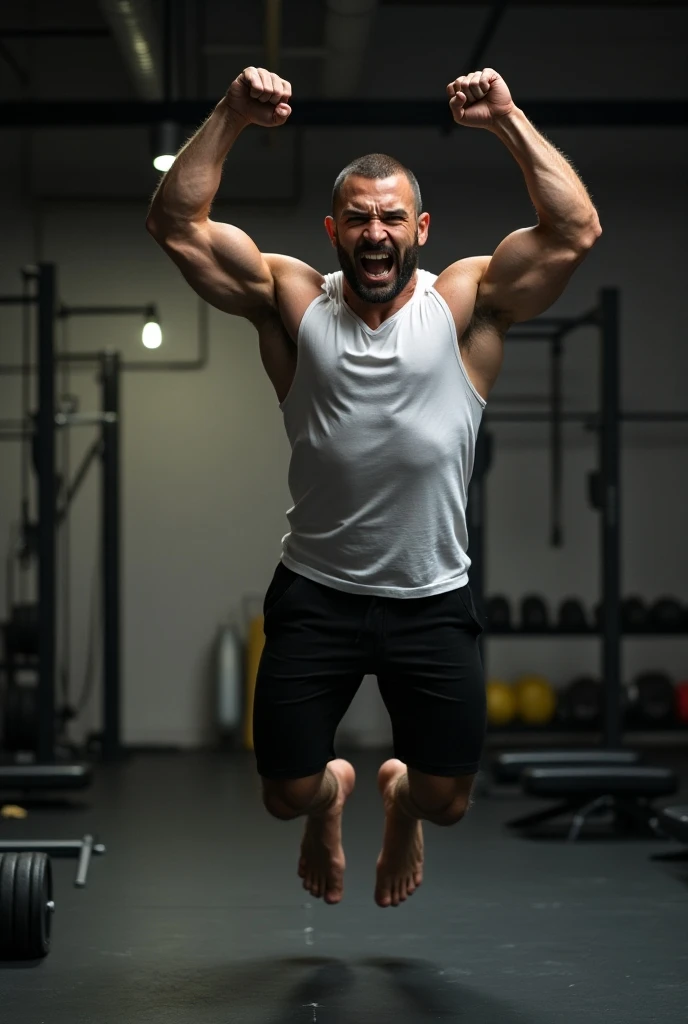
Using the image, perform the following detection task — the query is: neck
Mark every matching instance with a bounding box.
[342,271,419,330]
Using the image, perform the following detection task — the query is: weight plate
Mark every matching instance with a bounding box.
[0,852,52,960]
[14,852,32,957]
[30,852,52,958]
[0,852,17,958]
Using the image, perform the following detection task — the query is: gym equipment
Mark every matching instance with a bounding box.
[0,852,53,959]
[557,598,589,632]
[622,596,649,632]
[520,595,550,631]
[657,806,688,845]
[0,835,105,889]
[486,679,517,726]
[492,749,640,785]
[558,676,603,728]
[0,835,106,960]
[627,671,676,727]
[514,673,549,695]
[676,681,688,724]
[243,615,265,750]
[485,595,511,631]
[509,765,679,840]
[216,625,242,737]
[2,604,40,657]
[647,596,686,632]
[1,685,39,754]
[0,763,93,790]
[515,675,556,725]
[594,597,651,632]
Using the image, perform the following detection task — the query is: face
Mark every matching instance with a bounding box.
[325,175,430,304]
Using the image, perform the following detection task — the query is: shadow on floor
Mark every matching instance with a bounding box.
[82,954,532,1023]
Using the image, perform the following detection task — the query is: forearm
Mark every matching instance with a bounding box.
[147,98,248,233]
[489,107,601,243]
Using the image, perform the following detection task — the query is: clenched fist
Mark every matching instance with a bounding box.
[225,67,292,127]
[447,69,514,127]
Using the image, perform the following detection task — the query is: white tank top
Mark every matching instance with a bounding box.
[278,269,486,598]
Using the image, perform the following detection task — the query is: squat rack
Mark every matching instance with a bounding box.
[467,287,688,749]
[0,265,125,762]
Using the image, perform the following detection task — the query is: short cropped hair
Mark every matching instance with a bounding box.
[332,154,422,217]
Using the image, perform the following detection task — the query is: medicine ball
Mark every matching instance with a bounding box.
[515,675,556,725]
[486,595,511,631]
[558,676,602,728]
[647,597,686,633]
[558,598,589,632]
[520,595,550,632]
[676,681,688,724]
[627,671,676,726]
[621,596,648,632]
[486,679,517,726]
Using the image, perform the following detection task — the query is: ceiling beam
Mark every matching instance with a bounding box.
[0,99,685,127]
[381,1,686,6]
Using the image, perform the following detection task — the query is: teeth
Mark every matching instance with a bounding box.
[361,253,390,260]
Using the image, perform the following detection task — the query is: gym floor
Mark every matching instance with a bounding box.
[3,749,688,1023]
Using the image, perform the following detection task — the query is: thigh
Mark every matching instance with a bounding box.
[253,563,366,779]
[377,584,486,777]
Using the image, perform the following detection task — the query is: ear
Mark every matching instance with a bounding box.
[417,212,431,247]
[324,215,337,247]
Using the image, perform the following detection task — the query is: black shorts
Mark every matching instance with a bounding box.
[253,562,487,780]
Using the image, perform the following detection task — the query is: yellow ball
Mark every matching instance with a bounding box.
[486,678,517,726]
[516,676,557,725]
[514,673,551,694]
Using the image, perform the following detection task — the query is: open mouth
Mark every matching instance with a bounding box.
[357,251,395,283]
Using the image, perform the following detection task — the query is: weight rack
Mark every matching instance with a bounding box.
[467,287,688,749]
[0,264,126,763]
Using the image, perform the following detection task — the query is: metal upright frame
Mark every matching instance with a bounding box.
[0,264,124,762]
[36,264,58,762]
[471,285,688,749]
[599,289,621,748]
[469,288,624,749]
[101,352,122,758]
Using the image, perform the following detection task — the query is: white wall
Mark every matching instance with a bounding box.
[0,122,687,748]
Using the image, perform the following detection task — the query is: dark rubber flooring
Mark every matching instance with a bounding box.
[1,748,687,1023]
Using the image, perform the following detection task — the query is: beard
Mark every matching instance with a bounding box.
[335,232,420,304]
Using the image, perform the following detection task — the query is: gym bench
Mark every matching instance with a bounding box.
[507,765,679,841]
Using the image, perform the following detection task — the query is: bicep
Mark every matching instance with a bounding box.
[155,219,275,317]
[478,225,590,324]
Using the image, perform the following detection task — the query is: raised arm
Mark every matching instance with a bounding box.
[447,69,602,325]
[146,68,293,319]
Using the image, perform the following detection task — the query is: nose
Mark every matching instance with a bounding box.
[363,220,387,245]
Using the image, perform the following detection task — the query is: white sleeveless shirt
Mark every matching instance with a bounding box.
[278,269,486,598]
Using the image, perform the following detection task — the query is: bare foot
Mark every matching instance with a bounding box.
[375,758,424,908]
[297,758,356,905]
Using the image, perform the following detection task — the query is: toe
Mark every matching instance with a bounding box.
[376,884,391,907]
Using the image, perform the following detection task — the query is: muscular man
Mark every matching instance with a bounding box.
[147,67,601,908]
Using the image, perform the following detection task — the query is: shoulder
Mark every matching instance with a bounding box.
[433,257,509,401]
[265,254,324,292]
[434,255,511,333]
[263,254,325,340]
[431,256,491,335]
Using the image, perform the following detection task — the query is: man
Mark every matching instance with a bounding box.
[147,66,601,909]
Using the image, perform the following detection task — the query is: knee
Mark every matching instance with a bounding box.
[408,774,473,827]
[428,793,470,827]
[261,773,323,820]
